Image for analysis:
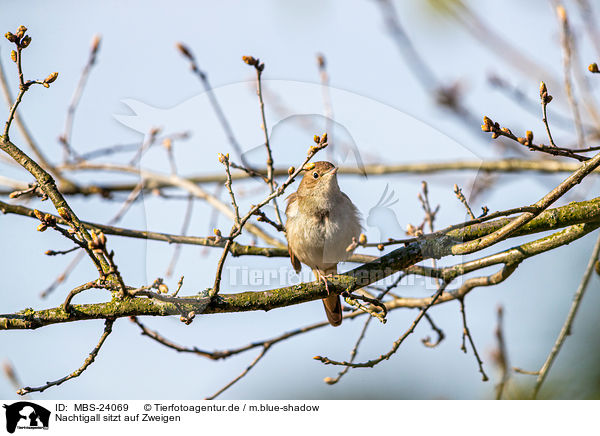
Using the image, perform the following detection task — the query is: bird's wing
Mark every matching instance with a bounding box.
[285,192,302,274]
[288,245,302,274]
[285,192,298,215]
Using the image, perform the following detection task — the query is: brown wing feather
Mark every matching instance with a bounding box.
[288,245,302,274]
[285,192,302,274]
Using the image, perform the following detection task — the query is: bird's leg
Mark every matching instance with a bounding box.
[314,269,331,295]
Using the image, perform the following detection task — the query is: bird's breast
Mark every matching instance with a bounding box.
[286,195,361,269]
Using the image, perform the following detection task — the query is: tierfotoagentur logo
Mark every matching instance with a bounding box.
[3,402,50,433]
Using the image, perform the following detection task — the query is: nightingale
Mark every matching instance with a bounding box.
[285,161,361,326]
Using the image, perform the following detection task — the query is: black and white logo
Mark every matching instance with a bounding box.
[3,402,50,433]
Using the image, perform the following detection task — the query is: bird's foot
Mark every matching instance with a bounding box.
[317,273,336,295]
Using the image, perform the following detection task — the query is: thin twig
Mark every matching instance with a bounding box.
[482,115,589,161]
[172,276,184,297]
[324,317,373,385]
[165,195,194,278]
[532,230,600,398]
[556,5,585,149]
[539,81,558,148]
[210,153,242,296]
[315,282,449,368]
[40,180,144,298]
[176,42,248,167]
[24,159,600,201]
[488,73,592,132]
[494,305,509,400]
[513,367,539,376]
[204,344,271,400]
[63,280,110,313]
[453,184,476,219]
[458,298,489,382]
[252,208,285,232]
[129,127,160,166]
[418,181,441,286]
[40,251,85,298]
[45,245,81,256]
[0,50,65,183]
[17,318,115,395]
[317,53,335,160]
[451,146,600,255]
[130,315,218,359]
[8,183,43,199]
[421,313,445,348]
[342,292,386,324]
[59,34,101,161]
[243,55,284,228]
[61,161,285,248]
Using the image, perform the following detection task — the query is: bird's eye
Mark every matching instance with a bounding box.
[312,172,319,179]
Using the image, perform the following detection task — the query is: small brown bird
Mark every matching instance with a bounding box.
[285,161,361,326]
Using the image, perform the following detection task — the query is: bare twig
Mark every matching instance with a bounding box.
[452,147,600,255]
[315,282,449,368]
[0,50,67,185]
[129,127,160,166]
[243,55,284,228]
[165,195,194,278]
[488,74,591,132]
[17,318,115,395]
[539,81,558,148]
[513,367,539,376]
[176,42,248,167]
[453,183,475,219]
[342,292,386,324]
[205,344,271,400]
[252,209,285,232]
[40,180,144,298]
[417,181,441,286]
[59,34,101,161]
[63,280,110,313]
[8,183,43,199]
[17,159,597,201]
[532,230,600,398]
[0,30,115,283]
[458,298,489,382]
[481,115,591,161]
[40,251,85,298]
[45,245,80,256]
[494,305,509,400]
[576,0,600,58]
[316,53,335,159]
[421,313,445,348]
[555,5,585,149]
[60,161,285,248]
[324,317,373,385]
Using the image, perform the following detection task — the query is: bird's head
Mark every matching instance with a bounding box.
[296,161,340,200]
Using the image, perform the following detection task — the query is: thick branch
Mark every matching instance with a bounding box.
[2,219,598,331]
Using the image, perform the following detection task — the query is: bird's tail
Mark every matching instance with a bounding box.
[314,267,342,327]
[322,294,342,326]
